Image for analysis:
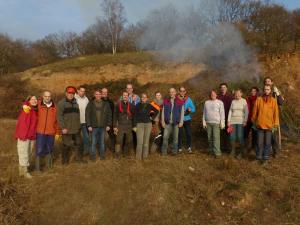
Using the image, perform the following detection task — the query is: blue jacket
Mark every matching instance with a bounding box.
[183,97,196,121]
[163,97,184,125]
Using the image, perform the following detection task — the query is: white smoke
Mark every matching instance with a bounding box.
[138,0,260,82]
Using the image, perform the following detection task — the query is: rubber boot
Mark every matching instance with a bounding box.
[46,154,53,169]
[35,156,41,172]
[230,141,236,157]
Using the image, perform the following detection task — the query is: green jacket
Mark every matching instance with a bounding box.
[57,98,81,134]
[85,99,112,128]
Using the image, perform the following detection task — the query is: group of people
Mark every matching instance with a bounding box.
[14,78,283,178]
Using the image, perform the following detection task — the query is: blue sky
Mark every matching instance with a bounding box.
[0,0,299,40]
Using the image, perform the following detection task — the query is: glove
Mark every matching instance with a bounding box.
[132,127,137,132]
[252,124,257,131]
[22,105,31,113]
[273,86,280,96]
[55,134,62,141]
[272,126,279,132]
[178,123,183,128]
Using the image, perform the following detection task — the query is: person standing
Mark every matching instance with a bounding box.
[101,87,115,152]
[161,88,184,156]
[126,83,140,105]
[75,86,90,155]
[15,95,38,178]
[35,91,58,171]
[57,86,85,165]
[150,92,164,153]
[202,90,225,157]
[252,84,279,165]
[227,89,249,159]
[114,91,135,158]
[86,90,112,161]
[178,87,196,153]
[264,77,284,157]
[133,93,159,160]
[245,87,259,152]
[218,83,233,152]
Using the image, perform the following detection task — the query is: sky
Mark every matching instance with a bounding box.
[0,0,299,41]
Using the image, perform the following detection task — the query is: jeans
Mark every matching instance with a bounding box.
[178,120,192,149]
[206,123,221,156]
[162,124,179,155]
[91,127,106,159]
[257,129,272,161]
[230,124,245,145]
[81,123,90,153]
[136,123,152,160]
[115,125,133,156]
[36,133,55,156]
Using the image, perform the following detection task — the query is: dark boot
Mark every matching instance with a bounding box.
[46,154,53,169]
[35,156,41,172]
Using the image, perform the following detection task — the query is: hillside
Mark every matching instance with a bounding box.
[1,52,300,225]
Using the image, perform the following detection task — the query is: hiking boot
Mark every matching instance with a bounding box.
[178,148,183,154]
[262,160,268,166]
[19,166,32,179]
[187,147,192,154]
[35,156,41,172]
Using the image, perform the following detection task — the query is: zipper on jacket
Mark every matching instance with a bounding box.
[43,107,49,134]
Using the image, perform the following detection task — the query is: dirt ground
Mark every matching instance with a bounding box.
[1,119,300,225]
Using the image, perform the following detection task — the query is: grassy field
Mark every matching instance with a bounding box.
[1,119,300,225]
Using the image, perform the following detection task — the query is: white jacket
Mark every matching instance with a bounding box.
[75,94,89,124]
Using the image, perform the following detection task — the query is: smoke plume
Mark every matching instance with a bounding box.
[138,0,260,82]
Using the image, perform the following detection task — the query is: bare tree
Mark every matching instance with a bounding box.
[101,0,126,55]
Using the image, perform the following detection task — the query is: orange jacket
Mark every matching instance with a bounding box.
[251,96,279,130]
[36,100,59,135]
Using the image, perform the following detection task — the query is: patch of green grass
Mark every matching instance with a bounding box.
[29,52,163,74]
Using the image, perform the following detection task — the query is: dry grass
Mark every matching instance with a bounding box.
[1,119,300,225]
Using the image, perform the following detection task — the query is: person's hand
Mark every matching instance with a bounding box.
[188,107,191,112]
[161,122,166,129]
[179,123,183,128]
[243,122,247,127]
[203,121,207,129]
[55,134,62,141]
[273,86,280,96]
[88,127,93,132]
[227,122,231,127]
[132,127,137,132]
[113,127,118,135]
[62,129,68,134]
[220,122,225,130]
[22,105,31,113]
[106,126,110,132]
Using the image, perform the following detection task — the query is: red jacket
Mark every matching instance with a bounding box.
[36,100,59,135]
[14,102,38,141]
[246,95,257,123]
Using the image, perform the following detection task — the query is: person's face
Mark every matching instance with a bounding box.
[179,88,186,97]
[29,96,38,106]
[264,86,272,96]
[220,85,227,94]
[169,89,176,98]
[251,89,257,97]
[102,89,108,98]
[123,92,129,102]
[126,85,133,95]
[66,92,75,101]
[141,94,147,103]
[78,88,86,97]
[235,91,242,99]
[264,78,273,86]
[155,93,162,101]
[94,91,102,100]
[43,91,51,104]
[211,91,217,100]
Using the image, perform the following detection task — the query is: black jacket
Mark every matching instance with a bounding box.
[85,100,112,128]
[133,102,159,127]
